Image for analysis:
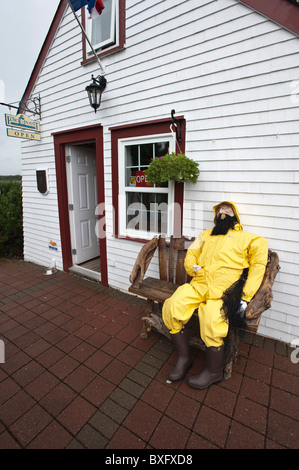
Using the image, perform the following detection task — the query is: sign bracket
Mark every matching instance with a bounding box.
[0,94,41,118]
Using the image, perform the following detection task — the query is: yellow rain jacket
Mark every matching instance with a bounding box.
[185,201,268,303]
[162,201,268,347]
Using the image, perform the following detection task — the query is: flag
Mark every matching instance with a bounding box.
[68,0,88,12]
[67,0,106,74]
[87,0,105,19]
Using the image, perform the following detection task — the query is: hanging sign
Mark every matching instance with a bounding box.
[5,113,40,131]
[135,170,154,187]
[7,128,41,141]
[5,113,40,141]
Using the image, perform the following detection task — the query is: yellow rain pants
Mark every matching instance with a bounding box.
[162,219,268,347]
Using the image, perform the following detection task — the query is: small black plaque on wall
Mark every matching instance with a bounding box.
[36,170,48,195]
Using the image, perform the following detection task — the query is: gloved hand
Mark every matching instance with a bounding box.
[238,300,248,317]
[193,265,202,273]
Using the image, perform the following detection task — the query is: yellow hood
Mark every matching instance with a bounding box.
[213,201,242,229]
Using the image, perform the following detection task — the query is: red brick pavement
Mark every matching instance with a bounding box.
[0,259,298,450]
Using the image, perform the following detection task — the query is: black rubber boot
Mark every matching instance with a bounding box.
[168,330,192,382]
[188,345,225,389]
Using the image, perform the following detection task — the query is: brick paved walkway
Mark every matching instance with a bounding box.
[0,259,298,450]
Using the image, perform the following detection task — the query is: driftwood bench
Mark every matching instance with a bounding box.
[129,235,280,379]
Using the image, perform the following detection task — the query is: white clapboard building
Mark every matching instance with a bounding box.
[20,0,299,345]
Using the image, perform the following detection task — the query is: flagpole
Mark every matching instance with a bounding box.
[68,1,106,75]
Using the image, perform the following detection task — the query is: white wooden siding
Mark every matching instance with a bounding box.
[21,0,299,344]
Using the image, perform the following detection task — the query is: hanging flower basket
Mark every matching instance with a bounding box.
[145,152,200,185]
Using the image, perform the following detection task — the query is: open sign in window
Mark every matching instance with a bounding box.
[135,170,154,188]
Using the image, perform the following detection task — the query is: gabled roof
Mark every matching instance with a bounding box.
[18,0,68,114]
[19,0,299,114]
[239,0,299,36]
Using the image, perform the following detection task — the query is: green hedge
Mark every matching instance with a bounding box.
[0,182,23,258]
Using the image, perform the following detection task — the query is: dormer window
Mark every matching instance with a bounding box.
[86,0,116,52]
[82,0,125,61]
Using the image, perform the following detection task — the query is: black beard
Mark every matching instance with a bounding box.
[211,214,238,236]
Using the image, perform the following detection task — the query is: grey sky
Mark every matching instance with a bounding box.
[0,0,61,175]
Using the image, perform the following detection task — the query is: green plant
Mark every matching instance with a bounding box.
[145,152,200,185]
[0,181,23,258]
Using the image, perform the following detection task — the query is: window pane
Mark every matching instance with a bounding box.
[126,192,168,234]
[140,144,153,167]
[155,141,169,157]
[126,192,142,231]
[125,145,138,167]
[124,142,170,187]
[91,0,113,47]
[126,168,138,186]
[125,145,138,186]
[127,192,140,206]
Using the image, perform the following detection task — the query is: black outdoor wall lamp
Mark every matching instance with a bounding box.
[86,75,107,113]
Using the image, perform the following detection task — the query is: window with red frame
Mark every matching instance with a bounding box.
[83,0,125,60]
[110,117,186,240]
[118,135,175,239]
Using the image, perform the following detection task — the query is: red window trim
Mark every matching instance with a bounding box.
[81,0,126,65]
[52,124,108,286]
[109,117,186,240]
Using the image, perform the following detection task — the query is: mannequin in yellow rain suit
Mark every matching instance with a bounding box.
[162,201,268,389]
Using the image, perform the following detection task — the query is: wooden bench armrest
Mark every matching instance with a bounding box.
[245,250,280,332]
[129,237,159,288]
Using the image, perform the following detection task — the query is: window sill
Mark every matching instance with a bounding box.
[112,234,157,244]
[81,44,126,65]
